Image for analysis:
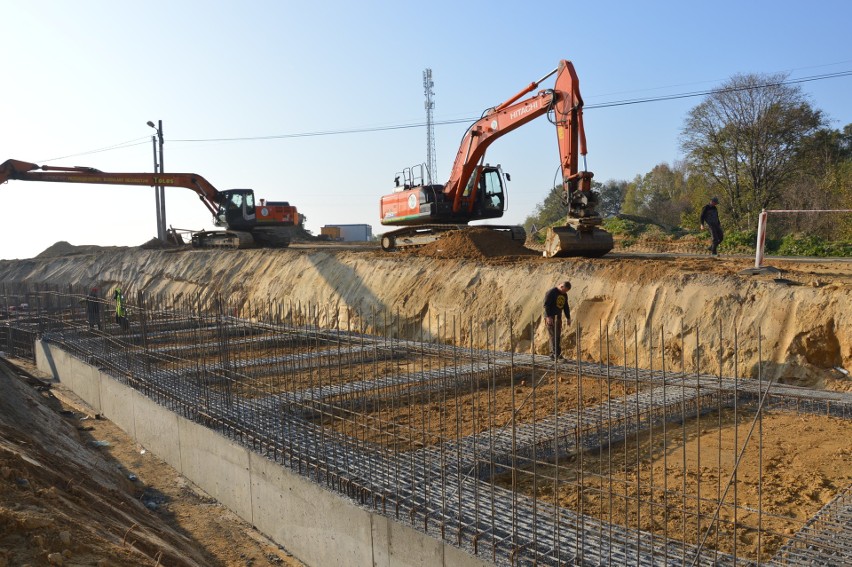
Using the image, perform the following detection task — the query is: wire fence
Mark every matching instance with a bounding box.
[1,283,850,566]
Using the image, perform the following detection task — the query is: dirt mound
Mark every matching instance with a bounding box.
[0,358,303,566]
[411,228,540,259]
[37,241,127,259]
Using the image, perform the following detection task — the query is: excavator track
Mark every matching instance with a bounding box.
[189,228,292,250]
[191,230,256,249]
[380,224,526,252]
[250,227,292,249]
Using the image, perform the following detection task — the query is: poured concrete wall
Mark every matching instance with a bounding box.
[35,341,490,567]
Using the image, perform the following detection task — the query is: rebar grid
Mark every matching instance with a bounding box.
[2,284,850,566]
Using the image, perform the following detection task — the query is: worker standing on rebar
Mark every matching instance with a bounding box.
[85,287,101,330]
[700,196,724,256]
[543,280,572,360]
[113,287,129,331]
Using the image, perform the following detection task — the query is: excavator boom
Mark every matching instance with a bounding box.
[0,159,299,249]
[1,159,221,216]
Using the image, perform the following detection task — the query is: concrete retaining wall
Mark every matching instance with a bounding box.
[35,340,490,567]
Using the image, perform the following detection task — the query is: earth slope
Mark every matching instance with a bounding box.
[0,237,850,389]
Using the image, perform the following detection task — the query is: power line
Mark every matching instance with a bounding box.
[39,137,151,163]
[41,70,852,161]
[170,70,852,142]
[587,70,852,109]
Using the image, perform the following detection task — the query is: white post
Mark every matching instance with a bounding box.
[754,209,768,269]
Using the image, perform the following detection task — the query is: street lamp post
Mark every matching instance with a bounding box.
[147,120,165,241]
[149,133,163,240]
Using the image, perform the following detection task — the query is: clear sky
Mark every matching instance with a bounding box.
[1,0,850,259]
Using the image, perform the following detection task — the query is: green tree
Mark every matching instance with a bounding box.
[680,72,826,230]
[618,163,689,228]
[782,123,852,239]
[597,179,628,217]
[523,186,566,232]
[620,174,644,217]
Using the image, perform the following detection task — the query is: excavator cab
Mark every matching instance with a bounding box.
[216,189,257,230]
[466,165,507,219]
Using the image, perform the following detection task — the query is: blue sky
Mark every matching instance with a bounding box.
[1,0,850,259]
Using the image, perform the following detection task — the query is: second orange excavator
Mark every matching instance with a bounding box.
[0,159,300,249]
[379,59,613,257]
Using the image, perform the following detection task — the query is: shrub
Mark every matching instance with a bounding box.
[772,234,852,257]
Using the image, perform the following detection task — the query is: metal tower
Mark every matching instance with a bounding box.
[423,68,437,185]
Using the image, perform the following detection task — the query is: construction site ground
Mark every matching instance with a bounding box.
[0,231,850,565]
[0,356,305,567]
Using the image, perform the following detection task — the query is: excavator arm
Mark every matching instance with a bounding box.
[0,159,223,217]
[444,60,592,217]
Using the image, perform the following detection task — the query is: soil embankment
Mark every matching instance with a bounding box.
[1,236,850,389]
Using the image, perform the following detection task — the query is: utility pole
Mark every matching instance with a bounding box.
[423,69,437,185]
[149,134,162,240]
[147,120,166,241]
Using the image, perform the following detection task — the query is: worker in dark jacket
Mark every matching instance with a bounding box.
[543,281,572,360]
[700,197,724,256]
[85,287,101,330]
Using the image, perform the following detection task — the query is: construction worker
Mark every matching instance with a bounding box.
[85,287,101,330]
[700,197,724,256]
[543,280,572,360]
[113,287,129,331]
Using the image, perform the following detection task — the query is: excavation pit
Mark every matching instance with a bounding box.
[492,408,852,562]
[311,372,640,452]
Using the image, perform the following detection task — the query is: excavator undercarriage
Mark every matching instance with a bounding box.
[380,224,526,252]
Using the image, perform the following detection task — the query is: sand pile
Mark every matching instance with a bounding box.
[36,241,127,258]
[411,228,539,259]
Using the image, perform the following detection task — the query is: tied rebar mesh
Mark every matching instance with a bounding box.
[1,283,851,566]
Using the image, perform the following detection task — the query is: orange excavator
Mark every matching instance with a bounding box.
[0,159,299,248]
[379,59,613,257]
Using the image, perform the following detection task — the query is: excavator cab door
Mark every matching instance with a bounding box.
[463,165,506,221]
[480,167,506,213]
[216,190,257,230]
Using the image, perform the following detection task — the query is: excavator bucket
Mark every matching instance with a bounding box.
[543,225,614,258]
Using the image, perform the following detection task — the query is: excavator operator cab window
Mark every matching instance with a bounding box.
[227,193,243,211]
[217,190,257,229]
[481,169,505,211]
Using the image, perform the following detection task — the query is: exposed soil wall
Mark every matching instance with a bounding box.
[1,244,850,389]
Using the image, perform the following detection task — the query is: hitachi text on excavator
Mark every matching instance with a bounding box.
[0,159,299,249]
[379,59,614,257]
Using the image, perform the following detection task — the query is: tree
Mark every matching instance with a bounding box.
[617,163,689,227]
[680,73,825,230]
[781,123,852,238]
[596,179,628,217]
[523,186,567,233]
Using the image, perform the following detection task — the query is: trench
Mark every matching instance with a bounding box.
[3,285,851,566]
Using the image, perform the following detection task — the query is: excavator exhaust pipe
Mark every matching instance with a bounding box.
[543,224,614,258]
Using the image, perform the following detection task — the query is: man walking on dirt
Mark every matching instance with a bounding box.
[544,281,572,360]
[700,196,723,256]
